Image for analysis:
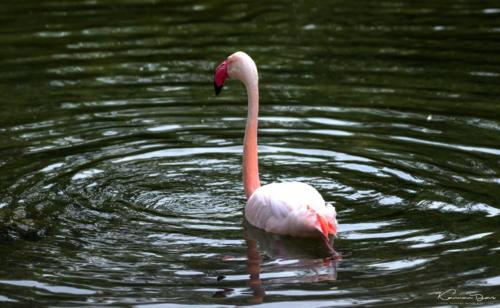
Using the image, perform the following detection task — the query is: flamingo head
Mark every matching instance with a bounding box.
[214,51,258,95]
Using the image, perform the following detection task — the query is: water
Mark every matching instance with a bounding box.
[1,0,499,306]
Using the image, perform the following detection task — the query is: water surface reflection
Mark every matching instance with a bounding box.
[1,0,499,306]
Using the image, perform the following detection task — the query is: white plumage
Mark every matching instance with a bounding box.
[245,182,337,238]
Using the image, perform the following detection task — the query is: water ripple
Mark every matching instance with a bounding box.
[0,0,499,306]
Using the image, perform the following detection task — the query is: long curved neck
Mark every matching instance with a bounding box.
[243,83,261,199]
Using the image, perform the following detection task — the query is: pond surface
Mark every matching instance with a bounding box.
[1,0,499,306]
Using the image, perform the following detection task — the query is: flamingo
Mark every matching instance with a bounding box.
[214,51,338,249]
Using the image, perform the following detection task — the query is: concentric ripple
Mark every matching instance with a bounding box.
[1,0,499,306]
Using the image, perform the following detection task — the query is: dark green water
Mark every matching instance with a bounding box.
[1,0,499,306]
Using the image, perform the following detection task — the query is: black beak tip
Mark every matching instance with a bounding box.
[214,82,223,96]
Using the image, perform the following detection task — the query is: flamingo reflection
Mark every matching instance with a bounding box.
[243,222,340,303]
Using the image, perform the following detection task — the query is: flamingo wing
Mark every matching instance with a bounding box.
[245,182,337,238]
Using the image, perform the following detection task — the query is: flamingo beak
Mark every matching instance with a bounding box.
[214,60,229,95]
[214,82,223,96]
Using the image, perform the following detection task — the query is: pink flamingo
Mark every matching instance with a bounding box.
[214,51,338,246]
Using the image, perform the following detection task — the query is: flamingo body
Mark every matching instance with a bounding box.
[214,51,338,240]
[246,182,337,238]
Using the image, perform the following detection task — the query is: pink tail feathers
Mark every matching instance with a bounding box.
[316,213,337,239]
